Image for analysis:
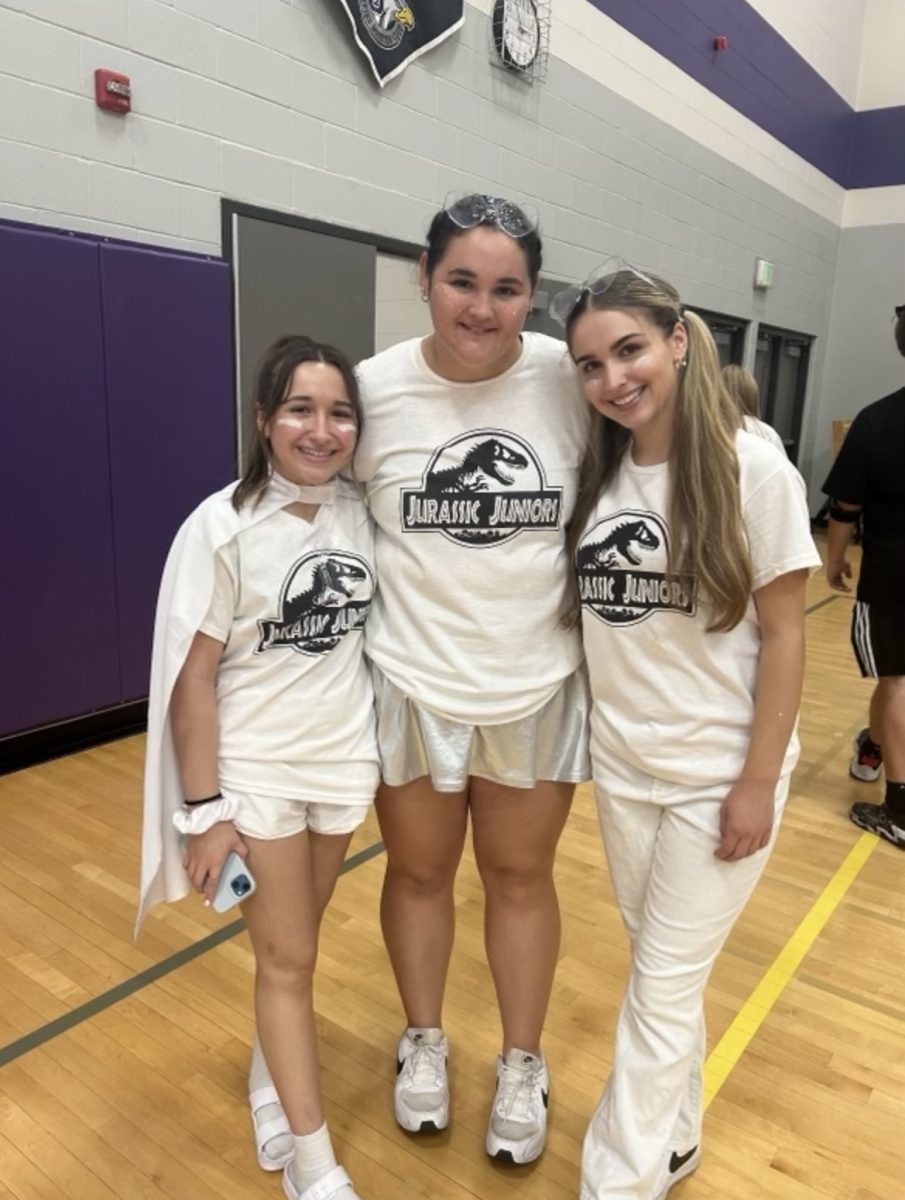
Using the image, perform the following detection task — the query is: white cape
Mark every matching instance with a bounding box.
[136,474,345,931]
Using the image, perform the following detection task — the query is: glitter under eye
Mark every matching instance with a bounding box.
[273,415,309,430]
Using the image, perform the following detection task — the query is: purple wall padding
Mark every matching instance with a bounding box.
[850,107,905,189]
[101,244,235,702]
[587,0,905,189]
[0,226,121,736]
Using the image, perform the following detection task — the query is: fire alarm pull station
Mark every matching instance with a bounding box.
[95,69,131,114]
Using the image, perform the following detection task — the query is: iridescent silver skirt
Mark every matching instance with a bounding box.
[372,665,591,793]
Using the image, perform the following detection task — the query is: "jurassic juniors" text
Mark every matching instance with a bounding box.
[403,491,561,530]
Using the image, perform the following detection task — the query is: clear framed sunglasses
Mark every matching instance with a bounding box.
[548,258,659,326]
[444,192,538,239]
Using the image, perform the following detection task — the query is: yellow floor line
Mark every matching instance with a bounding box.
[703,831,877,1109]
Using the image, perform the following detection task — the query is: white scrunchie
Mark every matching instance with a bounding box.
[172,796,240,837]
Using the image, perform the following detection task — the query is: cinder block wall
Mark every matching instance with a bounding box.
[6,0,898,500]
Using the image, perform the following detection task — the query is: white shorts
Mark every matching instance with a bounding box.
[222,788,371,840]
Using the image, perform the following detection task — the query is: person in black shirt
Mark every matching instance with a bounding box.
[822,304,905,848]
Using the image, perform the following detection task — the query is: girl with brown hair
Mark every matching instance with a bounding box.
[721,362,785,451]
[554,265,819,1199]
[139,335,376,1200]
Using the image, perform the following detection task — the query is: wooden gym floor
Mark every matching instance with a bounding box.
[1,550,902,1200]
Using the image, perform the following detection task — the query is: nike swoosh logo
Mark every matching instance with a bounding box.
[669,1147,698,1173]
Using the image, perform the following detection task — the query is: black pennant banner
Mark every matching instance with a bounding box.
[338,1,465,87]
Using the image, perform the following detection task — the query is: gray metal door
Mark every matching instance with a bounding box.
[233,215,376,458]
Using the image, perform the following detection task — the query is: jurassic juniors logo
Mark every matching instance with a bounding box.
[577,509,695,626]
[257,551,374,656]
[401,429,562,547]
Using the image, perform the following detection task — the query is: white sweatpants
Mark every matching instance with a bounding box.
[580,760,789,1200]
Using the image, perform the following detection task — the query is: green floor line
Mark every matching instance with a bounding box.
[0,595,843,1070]
[806,593,840,615]
[0,838,385,1068]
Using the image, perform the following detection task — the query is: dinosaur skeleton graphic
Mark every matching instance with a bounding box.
[401,429,562,547]
[578,510,695,626]
[425,438,529,494]
[284,558,368,616]
[258,551,374,655]
[579,519,660,570]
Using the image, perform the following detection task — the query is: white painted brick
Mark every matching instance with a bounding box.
[436,77,486,134]
[131,116,221,189]
[292,62,356,128]
[457,130,505,187]
[0,136,92,216]
[129,0,218,77]
[380,64,438,117]
[215,29,292,106]
[410,112,458,171]
[177,0,256,39]
[355,92,414,153]
[88,161,182,235]
[178,184,219,244]
[0,201,40,226]
[0,9,82,91]
[23,0,130,44]
[504,151,571,209]
[176,72,323,165]
[79,38,182,124]
[221,142,293,209]
[256,0,360,83]
[572,180,635,233]
[0,75,134,169]
[324,129,437,203]
[556,138,606,189]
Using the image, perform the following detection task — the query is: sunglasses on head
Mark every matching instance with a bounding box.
[444,193,538,239]
[548,259,660,326]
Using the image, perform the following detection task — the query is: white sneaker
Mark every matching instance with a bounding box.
[653,1146,701,1199]
[394,1028,449,1133]
[485,1048,549,1164]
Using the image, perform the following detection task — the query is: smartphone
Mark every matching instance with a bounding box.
[211,851,256,912]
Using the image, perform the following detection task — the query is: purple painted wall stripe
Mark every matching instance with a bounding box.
[851,107,905,189]
[587,0,905,190]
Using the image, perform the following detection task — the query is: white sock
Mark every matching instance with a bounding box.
[249,1033,292,1163]
[291,1123,356,1197]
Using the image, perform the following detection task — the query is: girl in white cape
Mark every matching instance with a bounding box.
[138,335,378,1200]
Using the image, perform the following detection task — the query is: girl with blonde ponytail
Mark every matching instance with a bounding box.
[553,265,819,1199]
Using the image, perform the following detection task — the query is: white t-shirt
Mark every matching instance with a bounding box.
[356,333,588,723]
[744,414,786,453]
[578,431,820,786]
[200,500,378,801]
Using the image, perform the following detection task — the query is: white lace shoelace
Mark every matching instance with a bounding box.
[402,1041,446,1092]
[495,1060,541,1123]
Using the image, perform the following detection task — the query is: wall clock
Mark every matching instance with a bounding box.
[492,0,541,73]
